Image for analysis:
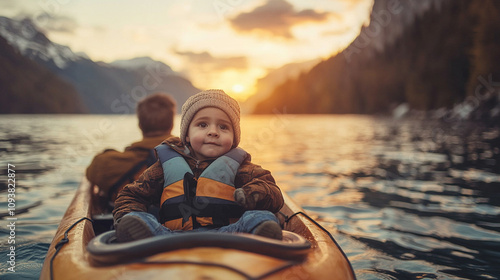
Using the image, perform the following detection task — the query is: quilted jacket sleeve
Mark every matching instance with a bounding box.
[235,160,284,213]
[112,161,165,222]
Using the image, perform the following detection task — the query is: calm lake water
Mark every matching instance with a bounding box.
[0,114,499,279]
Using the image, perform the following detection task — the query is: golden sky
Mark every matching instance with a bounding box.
[0,0,373,101]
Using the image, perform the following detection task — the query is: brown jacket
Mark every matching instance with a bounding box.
[113,136,284,222]
[86,134,170,201]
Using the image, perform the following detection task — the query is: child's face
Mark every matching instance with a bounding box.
[186,107,234,161]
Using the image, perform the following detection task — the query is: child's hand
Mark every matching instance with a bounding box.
[233,188,259,209]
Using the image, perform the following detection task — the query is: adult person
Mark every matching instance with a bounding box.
[86,93,176,209]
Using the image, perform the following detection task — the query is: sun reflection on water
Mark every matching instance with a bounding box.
[1,114,499,279]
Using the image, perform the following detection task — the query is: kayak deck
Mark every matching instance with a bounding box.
[40,178,356,280]
[88,230,311,264]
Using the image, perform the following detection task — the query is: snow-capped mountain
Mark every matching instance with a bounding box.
[0,16,82,69]
[110,56,174,73]
[0,35,85,113]
[0,16,200,114]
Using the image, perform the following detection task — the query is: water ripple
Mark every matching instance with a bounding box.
[1,115,500,279]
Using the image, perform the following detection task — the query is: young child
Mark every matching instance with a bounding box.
[113,89,284,242]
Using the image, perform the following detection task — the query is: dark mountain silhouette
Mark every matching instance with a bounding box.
[50,57,199,114]
[0,36,85,114]
[0,16,199,114]
[243,58,320,113]
[254,0,500,117]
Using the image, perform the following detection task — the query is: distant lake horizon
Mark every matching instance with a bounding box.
[0,114,499,279]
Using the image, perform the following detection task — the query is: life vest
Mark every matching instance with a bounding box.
[155,144,247,230]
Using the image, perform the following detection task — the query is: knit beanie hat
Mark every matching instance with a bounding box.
[180,89,241,148]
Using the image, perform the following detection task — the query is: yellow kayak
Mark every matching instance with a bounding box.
[40,178,356,280]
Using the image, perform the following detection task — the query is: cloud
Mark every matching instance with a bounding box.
[336,0,370,9]
[229,0,332,39]
[19,13,78,34]
[174,50,250,90]
[175,50,248,71]
[322,26,354,37]
[37,14,78,34]
[0,0,17,9]
[0,1,78,34]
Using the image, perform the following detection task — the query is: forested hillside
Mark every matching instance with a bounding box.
[254,0,500,115]
[0,16,199,114]
[0,36,85,114]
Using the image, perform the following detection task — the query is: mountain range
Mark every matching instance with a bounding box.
[0,16,199,114]
[0,34,85,113]
[254,0,500,121]
[3,0,500,118]
[242,58,320,113]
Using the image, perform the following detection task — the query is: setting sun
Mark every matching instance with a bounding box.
[228,83,254,101]
[232,84,245,93]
